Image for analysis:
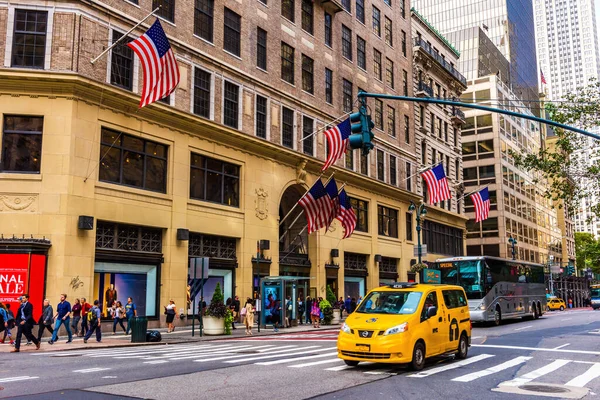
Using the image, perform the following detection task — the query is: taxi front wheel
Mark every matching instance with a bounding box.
[411,342,426,371]
[457,334,468,359]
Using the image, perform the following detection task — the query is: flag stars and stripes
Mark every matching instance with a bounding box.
[322,119,351,172]
[470,187,490,222]
[421,164,451,204]
[298,180,334,234]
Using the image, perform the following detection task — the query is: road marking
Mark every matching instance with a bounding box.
[514,325,533,331]
[588,330,600,335]
[256,351,338,366]
[110,344,237,358]
[289,358,343,368]
[471,336,482,339]
[139,344,276,360]
[473,344,600,356]
[501,359,571,387]
[0,376,38,383]
[102,376,118,379]
[73,367,111,373]
[408,354,496,378]
[561,318,572,321]
[194,345,322,363]
[364,369,395,375]
[222,347,335,364]
[452,356,532,382]
[566,363,600,387]
[326,365,352,371]
[144,360,170,364]
[554,343,571,350]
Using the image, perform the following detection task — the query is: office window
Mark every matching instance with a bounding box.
[384,17,393,46]
[281,107,294,148]
[346,150,354,170]
[282,0,295,22]
[194,0,214,42]
[255,95,267,139]
[349,198,369,232]
[324,13,332,47]
[419,105,425,126]
[385,58,394,88]
[223,81,240,128]
[193,67,211,118]
[401,30,406,57]
[374,99,383,130]
[377,150,384,181]
[301,0,314,34]
[99,127,167,193]
[444,122,448,142]
[223,8,241,57]
[403,69,408,96]
[190,153,239,207]
[406,162,412,191]
[372,7,381,36]
[357,36,366,69]
[430,112,435,133]
[343,79,353,112]
[153,0,175,22]
[1,115,43,173]
[110,31,134,90]
[390,155,397,186]
[455,158,459,181]
[302,116,314,156]
[387,106,396,137]
[378,205,398,238]
[302,55,314,94]
[325,68,333,104]
[405,212,413,240]
[342,25,352,60]
[373,49,382,80]
[356,0,365,23]
[281,42,295,84]
[404,115,410,144]
[360,153,368,175]
[342,0,351,12]
[400,0,405,18]
[11,9,48,68]
[257,28,267,70]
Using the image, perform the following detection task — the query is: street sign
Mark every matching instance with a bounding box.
[550,264,561,274]
[189,257,210,278]
[413,245,427,257]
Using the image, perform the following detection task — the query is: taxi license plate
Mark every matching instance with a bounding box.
[356,344,370,352]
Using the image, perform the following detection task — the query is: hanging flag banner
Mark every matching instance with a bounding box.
[298,179,334,234]
[322,119,351,171]
[421,164,451,204]
[470,187,490,222]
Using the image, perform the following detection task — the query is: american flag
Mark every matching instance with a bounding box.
[540,69,547,85]
[421,164,452,204]
[470,187,490,222]
[298,179,334,234]
[337,189,357,239]
[324,177,340,229]
[127,19,180,108]
[322,119,351,171]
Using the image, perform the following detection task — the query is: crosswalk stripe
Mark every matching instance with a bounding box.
[408,354,496,378]
[194,346,321,363]
[88,346,203,358]
[565,363,600,387]
[73,367,111,373]
[144,360,170,364]
[110,345,230,359]
[143,345,280,361]
[222,347,334,364]
[136,345,264,360]
[364,369,394,375]
[452,356,532,382]
[257,352,338,366]
[289,358,343,368]
[501,359,571,387]
[0,376,39,383]
[326,365,353,371]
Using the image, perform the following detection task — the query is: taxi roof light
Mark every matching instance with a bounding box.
[389,282,419,289]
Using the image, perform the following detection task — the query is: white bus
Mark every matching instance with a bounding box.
[433,256,547,325]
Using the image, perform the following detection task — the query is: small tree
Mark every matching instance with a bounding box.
[326,285,337,308]
[204,283,228,318]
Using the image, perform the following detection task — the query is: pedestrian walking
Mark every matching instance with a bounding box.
[11,295,41,352]
[297,296,305,325]
[344,296,351,316]
[83,300,102,343]
[310,300,321,328]
[350,298,357,314]
[271,300,281,332]
[305,296,313,325]
[164,299,176,333]
[80,298,91,337]
[226,298,236,330]
[1,303,15,344]
[124,297,137,335]
[111,301,127,334]
[233,296,241,323]
[242,298,254,335]
[71,298,82,337]
[36,299,54,341]
[49,294,73,344]
[284,296,293,328]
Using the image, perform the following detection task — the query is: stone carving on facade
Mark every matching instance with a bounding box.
[296,160,307,185]
[255,188,269,220]
[0,194,38,212]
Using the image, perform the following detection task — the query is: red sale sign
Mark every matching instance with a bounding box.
[0,265,28,302]
[0,253,46,320]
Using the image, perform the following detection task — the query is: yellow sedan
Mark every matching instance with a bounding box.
[547,298,566,311]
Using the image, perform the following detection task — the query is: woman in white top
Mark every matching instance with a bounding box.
[164,300,177,333]
[112,301,126,334]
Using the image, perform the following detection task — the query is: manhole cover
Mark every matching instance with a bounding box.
[520,385,571,394]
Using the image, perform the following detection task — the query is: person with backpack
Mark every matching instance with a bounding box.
[36,299,54,341]
[83,300,102,343]
[124,297,137,335]
[0,302,11,344]
[1,303,15,345]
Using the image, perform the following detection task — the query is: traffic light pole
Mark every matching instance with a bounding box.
[356,92,600,141]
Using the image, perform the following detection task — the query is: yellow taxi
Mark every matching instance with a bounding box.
[337,282,471,371]
[547,298,566,311]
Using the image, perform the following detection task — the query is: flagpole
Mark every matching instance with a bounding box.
[279,211,305,242]
[90,7,160,64]
[399,161,442,184]
[279,172,335,227]
[323,182,347,235]
[457,185,489,202]
[300,112,352,142]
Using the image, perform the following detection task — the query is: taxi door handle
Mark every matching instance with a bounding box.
[438,317,443,322]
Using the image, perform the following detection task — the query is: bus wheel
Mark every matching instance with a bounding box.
[411,341,426,371]
[532,304,538,319]
[536,303,542,318]
[493,307,502,326]
[344,360,359,367]
[457,333,469,359]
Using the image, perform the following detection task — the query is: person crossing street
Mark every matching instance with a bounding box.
[83,300,102,343]
[11,294,40,353]
[125,297,137,335]
[48,294,73,344]
[36,299,54,341]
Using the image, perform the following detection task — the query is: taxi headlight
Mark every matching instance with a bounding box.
[383,322,408,336]
[341,322,352,334]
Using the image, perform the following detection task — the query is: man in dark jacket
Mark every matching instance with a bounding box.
[344,296,351,316]
[36,299,54,341]
[11,294,40,352]
[305,297,313,324]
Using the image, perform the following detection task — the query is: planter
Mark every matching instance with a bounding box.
[332,309,341,324]
[202,315,225,335]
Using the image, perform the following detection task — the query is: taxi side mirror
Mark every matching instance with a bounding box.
[427,306,437,318]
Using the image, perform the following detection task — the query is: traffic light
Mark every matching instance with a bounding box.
[348,103,375,156]
[566,265,575,276]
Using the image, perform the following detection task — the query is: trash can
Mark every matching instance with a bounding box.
[130,317,148,343]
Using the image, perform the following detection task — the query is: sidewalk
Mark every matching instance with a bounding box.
[0,321,342,354]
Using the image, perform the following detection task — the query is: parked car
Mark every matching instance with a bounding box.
[547,298,566,311]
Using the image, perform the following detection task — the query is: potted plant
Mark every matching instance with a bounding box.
[319,298,334,325]
[203,283,227,335]
[327,285,341,324]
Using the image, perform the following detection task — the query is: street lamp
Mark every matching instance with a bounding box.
[408,201,428,265]
[508,236,517,260]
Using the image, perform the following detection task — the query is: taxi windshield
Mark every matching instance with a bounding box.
[356,291,423,315]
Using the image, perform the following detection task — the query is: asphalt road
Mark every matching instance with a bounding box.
[2,308,600,400]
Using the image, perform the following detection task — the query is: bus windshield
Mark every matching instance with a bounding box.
[438,260,484,299]
[591,288,600,298]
